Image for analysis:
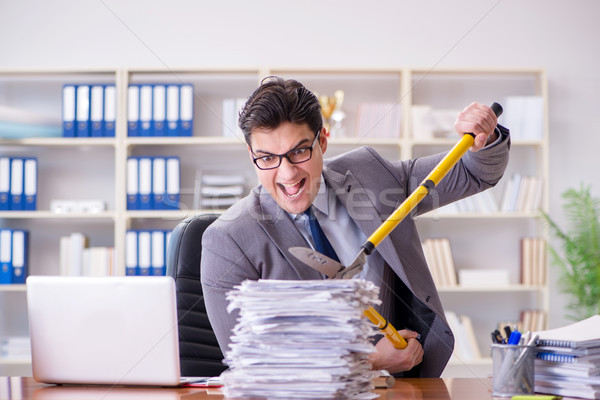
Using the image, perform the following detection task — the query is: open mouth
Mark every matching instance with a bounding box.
[278,178,306,199]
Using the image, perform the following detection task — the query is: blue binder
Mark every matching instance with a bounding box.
[11,230,27,284]
[103,85,116,137]
[76,85,91,137]
[0,157,10,211]
[125,230,138,276]
[137,230,151,276]
[126,157,139,210]
[152,157,166,210]
[62,84,77,137]
[9,158,24,211]
[139,85,153,137]
[90,85,104,137]
[151,230,166,276]
[179,84,194,136]
[165,157,180,210]
[23,158,37,211]
[127,85,140,137]
[152,85,166,136]
[138,157,153,210]
[0,229,12,284]
[166,84,180,136]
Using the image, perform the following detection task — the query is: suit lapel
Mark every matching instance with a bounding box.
[254,186,323,281]
[323,166,412,290]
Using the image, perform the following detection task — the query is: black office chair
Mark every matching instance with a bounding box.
[165,214,228,377]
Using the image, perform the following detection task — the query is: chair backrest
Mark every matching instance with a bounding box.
[166,214,227,377]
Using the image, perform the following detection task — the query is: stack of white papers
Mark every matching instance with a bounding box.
[221,279,381,399]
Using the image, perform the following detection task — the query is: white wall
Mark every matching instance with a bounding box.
[2,0,599,329]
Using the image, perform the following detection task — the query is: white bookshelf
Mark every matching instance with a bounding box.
[0,67,549,377]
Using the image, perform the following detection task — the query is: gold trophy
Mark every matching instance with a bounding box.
[319,90,345,137]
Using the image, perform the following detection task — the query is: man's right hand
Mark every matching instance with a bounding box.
[368,329,424,374]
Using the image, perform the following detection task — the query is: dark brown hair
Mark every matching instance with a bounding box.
[238,76,322,145]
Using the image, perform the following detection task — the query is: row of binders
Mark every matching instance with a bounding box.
[128,84,193,137]
[127,157,180,210]
[0,157,37,211]
[59,232,115,277]
[125,230,170,276]
[63,84,116,137]
[0,229,29,284]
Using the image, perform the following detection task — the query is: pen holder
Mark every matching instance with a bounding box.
[491,344,535,397]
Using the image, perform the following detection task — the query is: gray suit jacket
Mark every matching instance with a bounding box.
[201,128,510,377]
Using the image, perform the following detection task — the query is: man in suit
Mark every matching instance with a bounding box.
[201,77,509,377]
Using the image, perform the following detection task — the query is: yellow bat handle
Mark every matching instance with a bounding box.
[367,134,475,248]
[364,306,408,349]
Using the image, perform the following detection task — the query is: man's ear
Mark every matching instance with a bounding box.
[319,128,328,154]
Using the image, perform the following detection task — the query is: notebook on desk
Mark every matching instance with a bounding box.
[26,275,185,387]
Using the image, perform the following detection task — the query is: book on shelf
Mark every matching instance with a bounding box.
[435,189,499,215]
[0,157,37,211]
[126,156,180,210]
[125,229,170,276]
[445,311,481,361]
[421,237,457,287]
[61,84,116,138]
[126,83,194,137]
[59,232,115,277]
[0,229,29,285]
[500,174,543,213]
[520,237,546,285]
[533,315,600,399]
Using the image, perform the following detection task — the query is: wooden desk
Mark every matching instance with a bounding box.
[2,376,495,399]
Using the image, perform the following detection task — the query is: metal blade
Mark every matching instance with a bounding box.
[288,247,344,278]
[335,249,367,279]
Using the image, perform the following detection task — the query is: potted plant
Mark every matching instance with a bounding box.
[540,184,600,321]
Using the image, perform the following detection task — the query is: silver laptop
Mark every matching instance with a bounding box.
[26,276,182,387]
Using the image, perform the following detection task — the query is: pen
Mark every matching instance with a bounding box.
[491,329,503,344]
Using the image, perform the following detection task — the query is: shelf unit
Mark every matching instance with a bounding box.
[0,67,548,377]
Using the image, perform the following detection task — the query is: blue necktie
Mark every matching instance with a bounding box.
[305,207,340,262]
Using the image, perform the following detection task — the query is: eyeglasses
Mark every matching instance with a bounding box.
[251,132,320,170]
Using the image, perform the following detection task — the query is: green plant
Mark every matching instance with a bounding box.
[540,184,600,321]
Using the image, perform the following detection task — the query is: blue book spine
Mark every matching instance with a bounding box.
[11,230,28,284]
[90,85,104,137]
[166,84,180,136]
[76,85,91,137]
[152,85,166,136]
[103,85,116,137]
[138,157,153,210]
[9,158,24,211]
[126,157,139,210]
[139,85,153,137]
[125,230,138,276]
[0,229,12,284]
[0,157,10,211]
[137,230,151,276]
[62,84,77,137]
[23,158,37,211]
[165,157,180,210]
[151,230,166,276]
[127,85,140,137]
[179,84,194,136]
[152,157,166,210]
